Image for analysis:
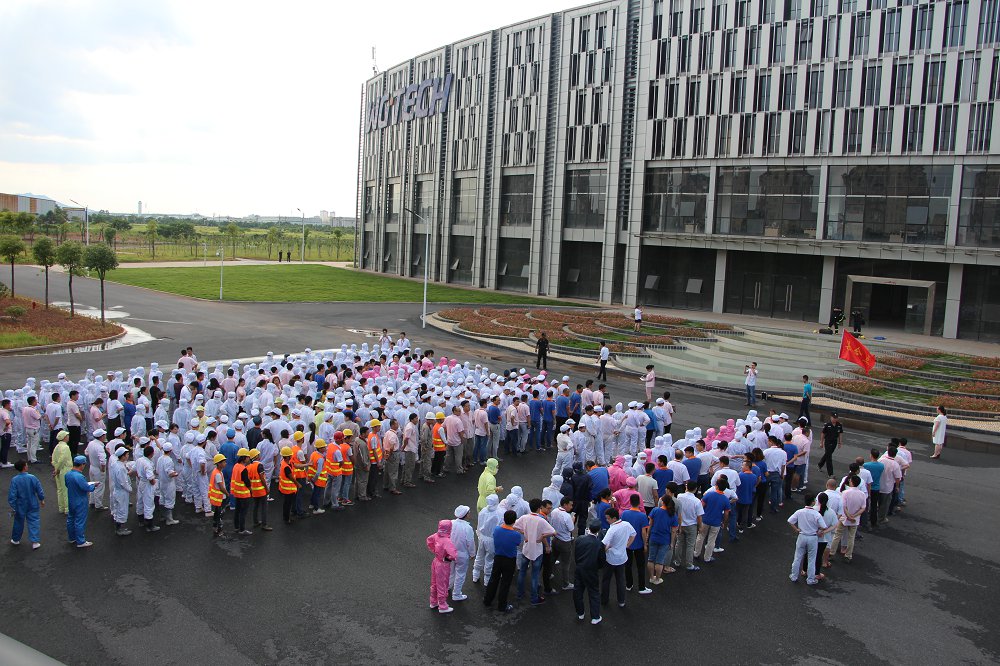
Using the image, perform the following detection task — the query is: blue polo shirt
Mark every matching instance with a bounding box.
[569,392,582,417]
[648,507,678,545]
[644,408,658,431]
[682,457,701,480]
[863,461,885,493]
[528,399,543,423]
[588,467,610,500]
[737,471,758,504]
[487,405,501,425]
[541,400,555,423]
[555,395,570,418]
[595,500,612,531]
[652,468,673,497]
[702,489,730,527]
[783,443,799,464]
[621,509,649,549]
[492,525,523,558]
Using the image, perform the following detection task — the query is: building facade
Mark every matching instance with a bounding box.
[358,0,1000,341]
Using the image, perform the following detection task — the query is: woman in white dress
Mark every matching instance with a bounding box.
[930,405,947,459]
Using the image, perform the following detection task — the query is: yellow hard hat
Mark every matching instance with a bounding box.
[342,429,353,437]
[314,438,327,449]
[57,430,70,441]
[435,412,446,419]
[280,446,293,457]
[248,448,260,460]
[236,447,250,458]
[212,453,226,464]
[293,431,305,441]
[370,419,382,427]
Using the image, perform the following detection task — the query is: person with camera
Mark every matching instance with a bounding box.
[743,362,758,407]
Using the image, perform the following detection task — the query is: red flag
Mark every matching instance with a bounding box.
[839,332,876,374]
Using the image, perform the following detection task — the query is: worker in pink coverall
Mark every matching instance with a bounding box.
[427,519,457,614]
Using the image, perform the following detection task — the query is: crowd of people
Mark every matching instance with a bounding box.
[430,401,913,623]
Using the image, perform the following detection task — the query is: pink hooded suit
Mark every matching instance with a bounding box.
[608,456,629,493]
[427,520,457,610]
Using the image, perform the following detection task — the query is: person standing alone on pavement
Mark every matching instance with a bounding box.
[799,376,812,425]
[744,362,758,407]
[817,413,844,477]
[596,342,610,382]
[633,305,643,332]
[535,332,550,371]
[641,365,656,402]
[930,406,947,459]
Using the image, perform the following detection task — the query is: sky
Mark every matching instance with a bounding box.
[0,0,573,218]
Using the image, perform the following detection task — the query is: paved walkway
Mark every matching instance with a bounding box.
[110,259,354,269]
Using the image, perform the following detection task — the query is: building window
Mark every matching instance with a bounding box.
[815,110,833,154]
[861,63,882,106]
[500,175,534,226]
[385,183,400,224]
[451,177,477,225]
[678,35,692,73]
[364,186,375,223]
[822,17,840,58]
[980,0,1000,45]
[811,0,828,16]
[843,109,864,153]
[890,60,912,105]
[873,107,894,153]
[699,31,715,71]
[806,66,824,108]
[712,0,727,30]
[739,113,756,156]
[656,39,671,76]
[746,27,761,66]
[651,119,667,158]
[693,117,709,156]
[686,80,701,116]
[839,0,857,12]
[716,115,732,156]
[672,118,688,157]
[642,167,710,233]
[956,54,981,102]
[731,74,747,113]
[880,9,901,53]
[412,180,433,220]
[923,59,946,104]
[722,29,737,68]
[826,165,952,244]
[771,23,787,64]
[564,170,608,229]
[833,65,852,107]
[779,69,797,110]
[763,112,782,154]
[691,1,705,33]
[665,79,679,117]
[967,103,995,153]
[708,74,723,114]
[760,0,775,24]
[959,166,1000,247]
[653,0,665,39]
[715,167,821,238]
[850,12,870,56]
[497,237,531,292]
[902,106,926,152]
[944,1,969,49]
[912,4,935,51]
[934,104,959,152]
[796,19,814,62]
[754,72,772,112]
[788,111,808,154]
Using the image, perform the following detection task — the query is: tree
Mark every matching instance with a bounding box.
[331,228,344,260]
[223,222,242,259]
[57,221,71,244]
[14,212,35,242]
[54,241,84,316]
[146,219,158,260]
[265,226,282,259]
[0,235,26,296]
[84,243,118,325]
[103,225,117,250]
[31,236,56,308]
[108,218,132,232]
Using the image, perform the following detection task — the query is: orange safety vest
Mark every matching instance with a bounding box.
[308,450,329,487]
[367,432,383,464]
[325,446,342,477]
[278,460,298,495]
[247,461,267,498]
[432,423,446,452]
[230,463,251,499]
[208,468,226,506]
[339,443,354,475]
[290,445,307,479]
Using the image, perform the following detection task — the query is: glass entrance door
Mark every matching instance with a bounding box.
[741,273,773,317]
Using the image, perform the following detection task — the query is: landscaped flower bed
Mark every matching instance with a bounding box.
[526,309,599,325]
[900,348,1000,368]
[545,330,640,353]
[878,355,928,370]
[929,395,1000,412]
[856,368,906,381]
[971,370,1000,381]
[948,381,1000,396]
[566,323,676,346]
[821,378,883,395]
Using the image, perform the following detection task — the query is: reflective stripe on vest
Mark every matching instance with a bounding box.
[208,468,226,506]
[339,443,354,475]
[278,460,297,495]
[247,461,267,498]
[230,463,251,499]
[290,446,307,479]
[432,423,446,451]
[308,451,328,487]
[325,448,342,476]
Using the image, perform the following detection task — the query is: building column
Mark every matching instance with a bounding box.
[712,249,726,313]
[943,263,963,339]
[818,255,836,326]
[816,165,829,240]
[704,167,717,234]
[946,164,962,246]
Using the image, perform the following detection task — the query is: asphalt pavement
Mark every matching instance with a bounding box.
[0,265,998,665]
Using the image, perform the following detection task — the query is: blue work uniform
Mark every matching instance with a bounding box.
[8,472,45,544]
[65,469,96,545]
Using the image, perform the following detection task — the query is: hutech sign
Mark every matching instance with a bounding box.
[366,73,454,132]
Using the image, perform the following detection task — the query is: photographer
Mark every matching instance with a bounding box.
[743,362,758,407]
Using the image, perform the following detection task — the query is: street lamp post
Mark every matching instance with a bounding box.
[296,207,305,263]
[403,206,430,329]
[69,199,89,245]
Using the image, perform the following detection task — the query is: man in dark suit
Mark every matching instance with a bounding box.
[573,520,605,625]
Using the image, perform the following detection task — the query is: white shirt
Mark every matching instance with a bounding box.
[45,402,64,430]
[599,346,610,361]
[550,507,575,542]
[696,451,715,475]
[675,492,704,527]
[745,367,758,387]
[787,506,828,536]
[711,467,740,490]
[763,447,787,473]
[666,460,690,484]
[602,520,637,566]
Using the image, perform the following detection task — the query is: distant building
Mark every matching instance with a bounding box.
[320,210,330,223]
[0,192,82,219]
[138,201,143,215]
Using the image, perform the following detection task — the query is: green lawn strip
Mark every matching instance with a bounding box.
[105,265,570,305]
[0,331,53,349]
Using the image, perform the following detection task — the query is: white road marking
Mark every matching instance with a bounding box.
[126,317,197,325]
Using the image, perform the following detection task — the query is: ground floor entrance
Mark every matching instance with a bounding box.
[844,275,936,335]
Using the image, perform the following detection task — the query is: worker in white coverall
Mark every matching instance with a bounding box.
[156,441,180,525]
[135,444,160,532]
[84,429,108,509]
[110,447,133,536]
[473,494,500,585]
[449,504,476,602]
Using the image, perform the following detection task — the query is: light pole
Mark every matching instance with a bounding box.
[218,244,225,300]
[296,207,305,263]
[403,206,430,329]
[69,199,89,244]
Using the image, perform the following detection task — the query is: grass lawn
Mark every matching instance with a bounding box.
[105,264,572,305]
[0,331,53,349]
